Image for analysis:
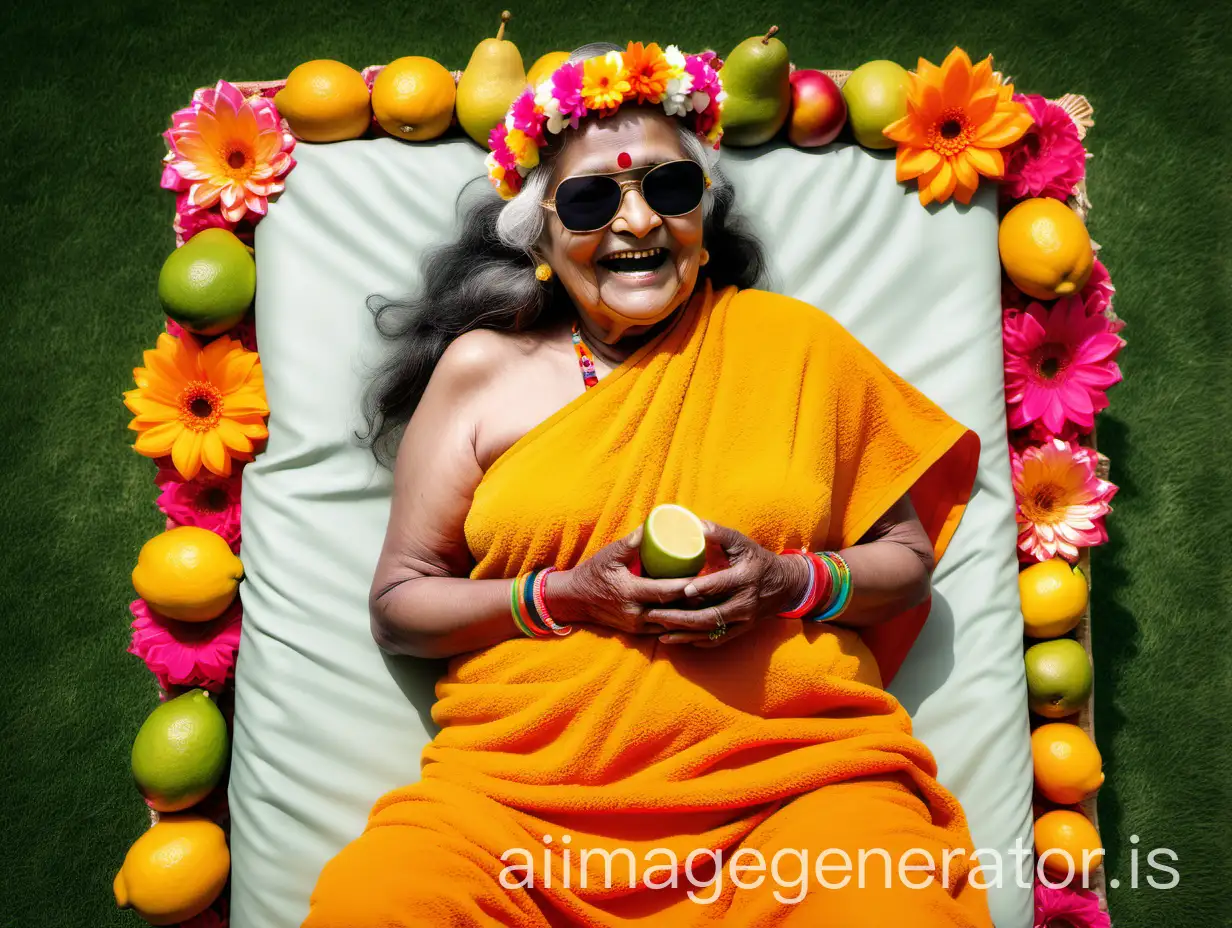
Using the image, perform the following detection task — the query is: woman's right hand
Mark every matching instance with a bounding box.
[545,526,694,634]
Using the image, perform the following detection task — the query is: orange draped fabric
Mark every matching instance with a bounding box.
[304,283,989,927]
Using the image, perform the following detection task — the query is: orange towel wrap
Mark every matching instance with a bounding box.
[304,283,989,927]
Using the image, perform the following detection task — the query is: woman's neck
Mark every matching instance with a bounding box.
[575,307,682,366]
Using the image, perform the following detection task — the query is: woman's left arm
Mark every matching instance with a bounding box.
[647,495,934,645]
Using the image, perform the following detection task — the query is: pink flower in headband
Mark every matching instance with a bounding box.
[549,61,587,125]
[508,88,545,143]
[488,123,516,171]
[684,53,723,113]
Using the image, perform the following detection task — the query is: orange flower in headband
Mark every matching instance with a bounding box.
[623,41,673,104]
[582,52,632,114]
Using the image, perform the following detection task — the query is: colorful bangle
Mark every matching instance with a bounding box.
[510,575,538,637]
[815,551,853,621]
[521,571,552,636]
[533,567,572,636]
[773,547,832,618]
[511,572,550,638]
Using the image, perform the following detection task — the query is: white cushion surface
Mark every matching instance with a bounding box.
[230,137,1033,928]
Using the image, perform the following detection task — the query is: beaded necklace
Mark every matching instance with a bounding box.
[570,322,600,390]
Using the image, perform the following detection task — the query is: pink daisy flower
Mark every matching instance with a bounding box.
[1034,880,1110,928]
[1003,94,1088,201]
[1004,294,1124,435]
[156,466,243,551]
[1012,438,1116,563]
[129,598,243,692]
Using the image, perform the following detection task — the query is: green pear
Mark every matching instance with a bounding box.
[720,26,792,148]
[456,10,526,146]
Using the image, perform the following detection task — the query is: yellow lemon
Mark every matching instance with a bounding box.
[999,198,1094,300]
[1032,722,1105,805]
[527,50,570,88]
[114,815,229,925]
[1034,809,1104,880]
[1020,559,1089,639]
[372,56,457,141]
[132,526,243,622]
[274,59,372,142]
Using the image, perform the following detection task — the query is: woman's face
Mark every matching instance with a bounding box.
[538,109,705,343]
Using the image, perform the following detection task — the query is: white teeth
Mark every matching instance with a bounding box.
[604,247,666,261]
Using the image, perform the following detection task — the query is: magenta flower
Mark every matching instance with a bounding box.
[165,314,256,351]
[129,598,243,692]
[1034,880,1110,928]
[1004,294,1124,435]
[1004,94,1088,201]
[487,122,517,171]
[1012,438,1116,562]
[162,80,296,224]
[684,54,722,110]
[508,88,545,143]
[550,61,588,125]
[1081,258,1124,334]
[156,466,243,551]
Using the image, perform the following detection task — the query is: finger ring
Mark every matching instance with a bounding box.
[708,608,727,640]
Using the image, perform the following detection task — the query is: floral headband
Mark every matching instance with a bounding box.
[486,41,725,200]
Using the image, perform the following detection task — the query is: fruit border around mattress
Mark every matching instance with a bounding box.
[115,20,1123,928]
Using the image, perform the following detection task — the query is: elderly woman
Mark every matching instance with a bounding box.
[305,42,989,927]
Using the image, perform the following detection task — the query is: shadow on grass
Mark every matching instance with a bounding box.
[1089,411,1136,891]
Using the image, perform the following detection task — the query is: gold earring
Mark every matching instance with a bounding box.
[535,262,553,282]
[699,248,709,267]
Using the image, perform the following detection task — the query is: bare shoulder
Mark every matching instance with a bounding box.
[428,327,547,399]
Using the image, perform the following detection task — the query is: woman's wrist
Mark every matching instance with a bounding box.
[543,568,583,625]
[773,552,813,615]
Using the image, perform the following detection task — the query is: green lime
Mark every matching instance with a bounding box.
[131,689,229,813]
[640,504,707,579]
[1025,638,1093,719]
[157,228,255,335]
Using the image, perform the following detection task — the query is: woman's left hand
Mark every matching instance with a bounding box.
[645,521,809,647]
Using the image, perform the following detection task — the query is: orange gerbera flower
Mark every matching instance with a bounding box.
[124,332,268,480]
[884,48,1034,206]
[623,41,673,104]
[582,51,632,115]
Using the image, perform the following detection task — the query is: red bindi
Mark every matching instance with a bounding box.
[617,151,632,169]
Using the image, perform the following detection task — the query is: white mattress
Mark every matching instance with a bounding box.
[231,138,1033,927]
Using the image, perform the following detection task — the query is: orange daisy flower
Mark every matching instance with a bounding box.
[582,51,632,115]
[124,332,268,480]
[883,48,1034,206]
[623,41,673,104]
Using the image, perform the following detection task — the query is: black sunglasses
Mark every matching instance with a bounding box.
[541,160,708,233]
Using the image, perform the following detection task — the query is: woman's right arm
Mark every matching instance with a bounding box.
[368,334,520,658]
[369,333,693,659]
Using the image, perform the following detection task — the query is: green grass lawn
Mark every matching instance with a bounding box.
[1,0,1227,924]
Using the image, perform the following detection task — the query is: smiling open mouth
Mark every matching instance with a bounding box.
[599,247,669,274]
